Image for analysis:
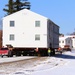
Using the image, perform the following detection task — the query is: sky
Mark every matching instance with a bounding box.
[0,0,75,35]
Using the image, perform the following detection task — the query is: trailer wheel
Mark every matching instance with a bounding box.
[1,55,3,58]
[15,51,21,56]
[8,50,13,57]
[23,51,27,56]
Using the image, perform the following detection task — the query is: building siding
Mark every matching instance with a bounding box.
[3,9,59,48]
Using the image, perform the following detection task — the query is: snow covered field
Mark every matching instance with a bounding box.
[0,50,75,75]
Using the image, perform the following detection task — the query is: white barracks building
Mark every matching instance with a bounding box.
[59,35,75,49]
[3,9,59,49]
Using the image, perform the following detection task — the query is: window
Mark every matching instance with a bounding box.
[62,41,64,43]
[68,40,70,43]
[35,34,40,40]
[35,21,40,27]
[10,21,14,27]
[59,41,61,43]
[9,34,14,41]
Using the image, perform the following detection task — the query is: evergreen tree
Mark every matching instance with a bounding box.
[3,0,31,15]
[14,0,30,12]
[3,0,14,15]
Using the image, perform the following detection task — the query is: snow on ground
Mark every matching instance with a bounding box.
[0,56,35,64]
[0,50,75,75]
[11,57,68,75]
[29,51,75,75]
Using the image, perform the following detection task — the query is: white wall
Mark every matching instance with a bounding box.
[3,9,48,48]
[72,39,75,49]
[3,9,59,48]
[59,37,72,49]
[64,35,75,49]
[59,37,65,48]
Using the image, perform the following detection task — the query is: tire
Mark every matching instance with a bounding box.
[1,55,3,58]
[8,50,13,57]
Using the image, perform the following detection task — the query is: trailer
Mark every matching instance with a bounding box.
[3,9,59,57]
[6,45,57,57]
[62,45,71,51]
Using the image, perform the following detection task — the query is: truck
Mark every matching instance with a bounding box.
[63,45,71,51]
[2,9,59,57]
[57,45,71,54]
[0,47,14,57]
[0,47,9,57]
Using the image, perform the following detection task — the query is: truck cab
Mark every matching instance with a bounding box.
[0,47,9,57]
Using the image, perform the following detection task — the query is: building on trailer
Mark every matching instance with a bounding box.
[59,36,72,49]
[59,35,75,50]
[3,9,59,56]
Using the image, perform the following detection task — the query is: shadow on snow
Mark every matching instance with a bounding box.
[54,53,75,59]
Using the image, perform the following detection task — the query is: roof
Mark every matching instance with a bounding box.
[59,36,71,40]
[3,9,48,20]
[59,35,75,40]
[3,9,59,27]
